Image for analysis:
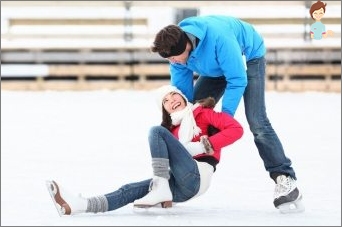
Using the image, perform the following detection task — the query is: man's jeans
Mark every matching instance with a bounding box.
[104,126,200,211]
[194,56,296,181]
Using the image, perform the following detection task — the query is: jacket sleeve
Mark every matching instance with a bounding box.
[170,64,195,103]
[216,34,247,116]
[201,108,243,151]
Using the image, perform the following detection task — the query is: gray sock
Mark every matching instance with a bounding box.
[152,158,170,179]
[86,195,108,213]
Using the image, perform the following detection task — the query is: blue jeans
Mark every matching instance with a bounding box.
[194,56,296,181]
[104,126,200,211]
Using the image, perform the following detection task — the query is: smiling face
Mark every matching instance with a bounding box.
[313,8,325,21]
[162,91,187,114]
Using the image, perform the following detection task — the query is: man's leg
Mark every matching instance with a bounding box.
[244,57,304,213]
[193,76,226,103]
[194,76,226,135]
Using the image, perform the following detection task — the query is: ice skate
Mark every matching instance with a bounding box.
[133,176,172,208]
[45,180,87,216]
[273,175,305,213]
[277,196,305,214]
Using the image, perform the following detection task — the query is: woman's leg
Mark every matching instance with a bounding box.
[134,126,200,206]
[47,126,201,214]
[46,178,152,214]
[104,179,151,211]
[148,126,201,202]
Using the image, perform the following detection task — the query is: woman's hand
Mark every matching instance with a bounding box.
[200,135,214,155]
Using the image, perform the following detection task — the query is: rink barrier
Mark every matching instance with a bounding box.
[1,1,340,92]
[1,62,340,92]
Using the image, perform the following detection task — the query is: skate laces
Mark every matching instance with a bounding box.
[148,179,158,192]
[274,175,296,199]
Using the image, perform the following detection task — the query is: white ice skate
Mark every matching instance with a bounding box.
[133,176,172,208]
[46,180,69,216]
[273,175,305,214]
[46,180,87,216]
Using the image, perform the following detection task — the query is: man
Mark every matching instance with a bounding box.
[151,15,304,213]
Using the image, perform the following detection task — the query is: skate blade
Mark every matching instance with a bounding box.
[133,203,161,209]
[133,205,174,215]
[133,201,172,209]
[278,198,305,214]
[45,180,65,217]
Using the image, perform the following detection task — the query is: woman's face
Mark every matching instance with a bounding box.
[313,8,325,20]
[162,92,186,114]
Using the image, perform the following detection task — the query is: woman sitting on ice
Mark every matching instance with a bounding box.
[46,85,243,215]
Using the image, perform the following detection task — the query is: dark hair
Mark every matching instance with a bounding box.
[151,25,188,58]
[196,97,216,109]
[310,0,327,20]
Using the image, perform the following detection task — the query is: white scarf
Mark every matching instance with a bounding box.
[170,103,201,144]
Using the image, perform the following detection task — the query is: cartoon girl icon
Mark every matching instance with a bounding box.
[309,0,334,40]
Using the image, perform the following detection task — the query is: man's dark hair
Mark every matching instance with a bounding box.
[151,25,187,58]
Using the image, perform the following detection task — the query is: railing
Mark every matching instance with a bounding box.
[1,1,341,92]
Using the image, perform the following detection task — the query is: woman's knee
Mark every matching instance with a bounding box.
[149,125,166,135]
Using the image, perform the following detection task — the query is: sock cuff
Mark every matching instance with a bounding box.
[86,195,108,213]
[152,158,170,179]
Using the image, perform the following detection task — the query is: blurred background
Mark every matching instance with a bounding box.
[1,1,341,92]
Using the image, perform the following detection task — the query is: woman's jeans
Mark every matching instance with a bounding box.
[194,56,296,181]
[104,126,200,211]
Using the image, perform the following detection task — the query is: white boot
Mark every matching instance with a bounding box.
[46,180,88,216]
[133,176,172,208]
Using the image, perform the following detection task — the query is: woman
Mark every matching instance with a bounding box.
[46,85,243,216]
